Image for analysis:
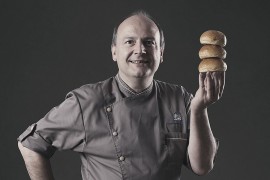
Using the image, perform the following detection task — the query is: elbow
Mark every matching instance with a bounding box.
[191,162,214,176]
[18,141,27,157]
[18,141,34,157]
[18,141,24,152]
[18,141,28,154]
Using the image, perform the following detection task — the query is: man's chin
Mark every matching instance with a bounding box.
[120,70,154,80]
[132,72,153,79]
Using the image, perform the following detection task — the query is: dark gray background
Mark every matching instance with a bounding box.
[1,0,270,179]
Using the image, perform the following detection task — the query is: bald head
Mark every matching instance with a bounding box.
[111,11,165,49]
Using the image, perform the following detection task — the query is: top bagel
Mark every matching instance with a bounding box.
[200,30,227,47]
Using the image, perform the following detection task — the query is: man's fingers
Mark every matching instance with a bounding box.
[213,72,220,100]
[197,71,225,107]
[218,71,225,97]
[199,72,206,88]
[206,72,214,101]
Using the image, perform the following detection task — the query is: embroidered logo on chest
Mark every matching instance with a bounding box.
[173,112,182,121]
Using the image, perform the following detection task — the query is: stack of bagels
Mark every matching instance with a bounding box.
[198,30,227,72]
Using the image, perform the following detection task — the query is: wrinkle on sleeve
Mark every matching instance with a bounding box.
[17,92,86,159]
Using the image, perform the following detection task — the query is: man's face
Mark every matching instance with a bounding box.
[111,15,164,81]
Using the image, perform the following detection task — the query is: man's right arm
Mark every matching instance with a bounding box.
[18,142,55,180]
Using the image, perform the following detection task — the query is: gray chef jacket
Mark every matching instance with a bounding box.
[18,75,198,180]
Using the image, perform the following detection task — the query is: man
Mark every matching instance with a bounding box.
[18,11,225,180]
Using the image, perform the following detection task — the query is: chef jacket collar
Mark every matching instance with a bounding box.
[115,74,153,98]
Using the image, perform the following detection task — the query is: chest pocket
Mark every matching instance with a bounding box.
[165,122,188,166]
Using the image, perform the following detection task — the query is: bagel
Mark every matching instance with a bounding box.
[199,45,227,59]
[200,30,227,47]
[198,58,227,72]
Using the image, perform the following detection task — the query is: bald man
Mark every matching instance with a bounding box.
[18,11,224,180]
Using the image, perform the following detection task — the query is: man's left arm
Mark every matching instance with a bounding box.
[188,71,225,175]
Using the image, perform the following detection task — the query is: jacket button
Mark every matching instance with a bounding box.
[119,156,125,161]
[106,107,112,112]
[112,131,118,136]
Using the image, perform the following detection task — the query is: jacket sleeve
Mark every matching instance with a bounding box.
[17,92,86,159]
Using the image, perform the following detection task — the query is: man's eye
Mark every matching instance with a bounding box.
[125,40,134,44]
[145,40,155,46]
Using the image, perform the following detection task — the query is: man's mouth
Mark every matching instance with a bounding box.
[128,60,149,64]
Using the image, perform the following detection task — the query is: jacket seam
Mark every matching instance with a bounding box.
[71,91,87,152]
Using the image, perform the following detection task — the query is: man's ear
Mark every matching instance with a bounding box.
[111,45,117,62]
[160,48,164,63]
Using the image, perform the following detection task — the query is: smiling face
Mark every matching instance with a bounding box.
[111,15,164,83]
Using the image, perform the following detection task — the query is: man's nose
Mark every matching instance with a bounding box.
[134,41,146,54]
